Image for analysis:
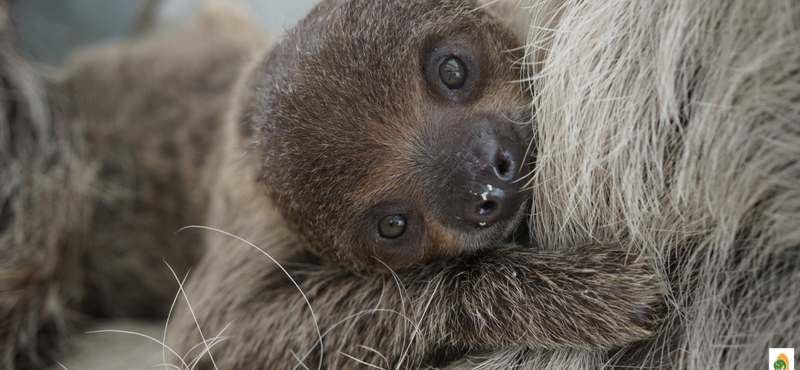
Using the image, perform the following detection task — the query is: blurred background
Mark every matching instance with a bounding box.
[14,0,318,65]
[10,2,315,369]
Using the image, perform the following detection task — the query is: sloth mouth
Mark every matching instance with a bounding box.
[503,198,533,248]
[499,196,531,245]
[459,195,531,254]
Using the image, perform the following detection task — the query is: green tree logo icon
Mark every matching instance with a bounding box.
[774,359,788,370]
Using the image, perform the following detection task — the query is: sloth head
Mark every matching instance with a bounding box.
[246,0,532,271]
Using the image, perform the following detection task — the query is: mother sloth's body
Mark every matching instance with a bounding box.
[472,0,799,368]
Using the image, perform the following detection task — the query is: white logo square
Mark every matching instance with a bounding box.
[770,348,794,370]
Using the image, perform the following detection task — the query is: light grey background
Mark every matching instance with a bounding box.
[15,0,319,64]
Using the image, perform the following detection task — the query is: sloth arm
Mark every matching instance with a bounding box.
[202,243,660,368]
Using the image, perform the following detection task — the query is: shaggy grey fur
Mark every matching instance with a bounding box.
[454,0,800,368]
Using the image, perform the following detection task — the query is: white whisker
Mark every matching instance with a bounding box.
[177,225,324,370]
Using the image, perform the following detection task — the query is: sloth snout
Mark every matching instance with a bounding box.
[443,121,528,229]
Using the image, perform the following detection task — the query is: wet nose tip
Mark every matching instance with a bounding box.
[460,134,528,228]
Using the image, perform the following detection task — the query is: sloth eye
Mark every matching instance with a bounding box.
[438,57,466,90]
[378,215,407,239]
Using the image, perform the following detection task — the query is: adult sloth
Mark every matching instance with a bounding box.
[465,0,799,368]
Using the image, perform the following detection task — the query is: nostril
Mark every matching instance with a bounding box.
[495,153,514,181]
[477,200,499,216]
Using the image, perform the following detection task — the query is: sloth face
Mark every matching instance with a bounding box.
[251,0,532,271]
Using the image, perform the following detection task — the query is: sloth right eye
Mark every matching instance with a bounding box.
[439,57,466,90]
[378,215,407,239]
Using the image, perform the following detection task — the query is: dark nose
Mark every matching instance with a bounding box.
[458,125,528,228]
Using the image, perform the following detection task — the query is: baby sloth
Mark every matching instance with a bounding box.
[169,0,659,368]
[254,2,531,272]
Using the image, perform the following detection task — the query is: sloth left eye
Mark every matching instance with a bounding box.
[378,214,407,239]
[439,57,466,90]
